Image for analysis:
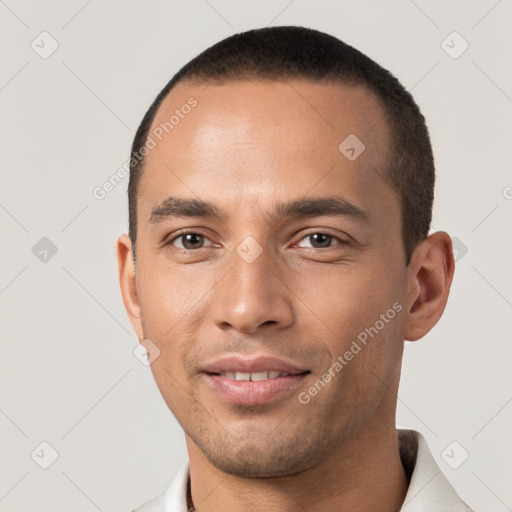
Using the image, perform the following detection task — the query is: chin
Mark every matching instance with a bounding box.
[194,431,325,478]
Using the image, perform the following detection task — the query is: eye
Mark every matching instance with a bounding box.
[170,232,214,250]
[296,232,345,249]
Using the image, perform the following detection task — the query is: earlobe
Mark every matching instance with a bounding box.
[404,232,455,342]
[117,234,143,339]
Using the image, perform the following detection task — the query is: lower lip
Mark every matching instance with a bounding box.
[202,373,308,406]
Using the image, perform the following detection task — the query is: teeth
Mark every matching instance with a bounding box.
[219,371,290,381]
[251,371,268,381]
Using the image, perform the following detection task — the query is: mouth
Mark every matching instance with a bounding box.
[201,355,311,406]
[210,370,304,381]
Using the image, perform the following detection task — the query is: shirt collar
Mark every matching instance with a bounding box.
[399,430,472,511]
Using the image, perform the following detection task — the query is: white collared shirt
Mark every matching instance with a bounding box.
[131,429,473,512]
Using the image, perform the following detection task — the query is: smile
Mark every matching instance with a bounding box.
[214,371,296,381]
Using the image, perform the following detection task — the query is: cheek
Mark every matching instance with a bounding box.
[297,262,407,400]
[137,258,210,329]
[135,261,213,384]
[297,263,403,344]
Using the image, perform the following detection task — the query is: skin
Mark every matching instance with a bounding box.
[117,79,455,512]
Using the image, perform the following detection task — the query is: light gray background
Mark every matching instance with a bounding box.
[1,1,511,511]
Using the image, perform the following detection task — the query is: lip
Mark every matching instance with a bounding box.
[202,373,309,406]
[201,355,310,406]
[202,355,309,375]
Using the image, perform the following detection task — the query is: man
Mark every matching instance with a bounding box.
[117,26,472,511]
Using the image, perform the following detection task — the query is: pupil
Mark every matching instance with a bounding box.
[184,233,202,249]
[312,233,330,248]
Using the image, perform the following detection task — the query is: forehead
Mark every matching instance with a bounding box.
[150,78,389,152]
[139,78,395,222]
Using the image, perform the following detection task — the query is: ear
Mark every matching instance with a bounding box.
[117,234,143,341]
[404,231,455,341]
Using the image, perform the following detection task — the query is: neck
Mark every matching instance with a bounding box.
[186,420,408,512]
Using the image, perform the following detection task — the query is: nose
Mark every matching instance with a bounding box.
[210,242,294,335]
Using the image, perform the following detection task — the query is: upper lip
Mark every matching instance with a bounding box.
[201,355,309,375]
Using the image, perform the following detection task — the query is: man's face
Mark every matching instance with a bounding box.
[126,79,411,476]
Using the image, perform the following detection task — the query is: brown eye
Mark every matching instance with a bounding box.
[172,233,211,250]
[297,233,338,249]
[310,233,333,248]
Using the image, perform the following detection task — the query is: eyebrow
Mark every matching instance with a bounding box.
[148,196,370,224]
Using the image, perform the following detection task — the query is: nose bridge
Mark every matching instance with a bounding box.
[212,237,293,333]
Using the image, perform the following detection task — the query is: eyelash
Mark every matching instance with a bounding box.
[167,229,349,250]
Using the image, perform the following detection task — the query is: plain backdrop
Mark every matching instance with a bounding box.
[1,1,511,511]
